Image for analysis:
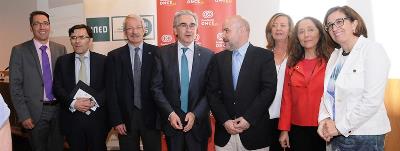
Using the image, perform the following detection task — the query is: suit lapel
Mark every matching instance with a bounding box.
[89,52,95,86]
[169,44,180,90]
[28,40,43,81]
[223,50,234,93]
[67,53,76,85]
[235,44,254,92]
[49,42,59,71]
[121,44,135,86]
[142,43,153,85]
[189,45,201,91]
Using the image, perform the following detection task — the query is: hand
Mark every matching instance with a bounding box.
[183,112,195,132]
[223,120,242,135]
[233,117,250,131]
[114,124,127,135]
[21,118,35,129]
[279,131,290,148]
[317,119,329,141]
[323,119,340,142]
[168,112,183,130]
[74,98,92,112]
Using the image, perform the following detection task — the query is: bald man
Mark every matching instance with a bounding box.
[207,15,277,151]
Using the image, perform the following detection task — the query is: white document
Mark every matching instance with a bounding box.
[70,88,100,115]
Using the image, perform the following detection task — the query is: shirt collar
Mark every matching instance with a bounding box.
[33,39,49,50]
[234,41,250,56]
[178,41,195,52]
[75,50,90,59]
[128,42,143,52]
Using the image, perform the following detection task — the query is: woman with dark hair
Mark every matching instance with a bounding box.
[318,6,391,151]
[278,17,333,151]
[0,93,12,151]
[265,12,293,151]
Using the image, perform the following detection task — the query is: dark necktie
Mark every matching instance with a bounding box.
[180,48,189,113]
[133,47,141,109]
[40,45,54,101]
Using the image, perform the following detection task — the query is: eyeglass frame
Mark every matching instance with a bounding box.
[70,36,91,41]
[176,23,197,29]
[324,17,350,31]
[31,21,50,27]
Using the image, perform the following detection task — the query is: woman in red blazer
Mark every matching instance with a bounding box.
[278,17,334,151]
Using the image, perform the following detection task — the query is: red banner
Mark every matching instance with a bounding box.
[157,0,236,53]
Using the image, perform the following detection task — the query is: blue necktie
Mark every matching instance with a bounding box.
[40,45,54,101]
[180,48,189,113]
[232,50,241,90]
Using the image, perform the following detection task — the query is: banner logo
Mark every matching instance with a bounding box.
[86,17,110,42]
[160,0,176,6]
[161,34,173,43]
[187,0,201,4]
[202,10,214,19]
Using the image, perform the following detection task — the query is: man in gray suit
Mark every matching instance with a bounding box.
[9,11,66,151]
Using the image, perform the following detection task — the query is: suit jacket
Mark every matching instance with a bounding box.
[106,43,159,130]
[207,44,277,150]
[152,43,213,141]
[53,51,107,134]
[319,36,391,137]
[9,39,66,123]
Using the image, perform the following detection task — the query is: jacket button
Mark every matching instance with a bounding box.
[233,102,236,105]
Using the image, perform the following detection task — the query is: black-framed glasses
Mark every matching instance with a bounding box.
[32,21,50,27]
[70,36,90,41]
[177,23,197,29]
[324,17,350,31]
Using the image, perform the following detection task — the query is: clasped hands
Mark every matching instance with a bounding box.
[317,118,340,142]
[169,111,196,132]
[223,117,250,135]
[74,97,95,113]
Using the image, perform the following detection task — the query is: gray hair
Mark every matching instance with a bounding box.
[173,10,198,27]
[123,14,145,30]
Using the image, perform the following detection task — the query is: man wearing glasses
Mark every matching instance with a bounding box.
[106,14,161,151]
[9,11,66,151]
[53,24,108,151]
[152,10,213,151]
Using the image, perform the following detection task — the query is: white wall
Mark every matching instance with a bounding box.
[0,0,36,70]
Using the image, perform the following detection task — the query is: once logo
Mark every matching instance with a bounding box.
[216,32,223,41]
[161,35,173,43]
[202,10,214,19]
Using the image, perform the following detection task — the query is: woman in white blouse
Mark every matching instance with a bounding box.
[265,12,293,151]
[318,6,391,151]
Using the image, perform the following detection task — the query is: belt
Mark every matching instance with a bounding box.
[41,100,58,105]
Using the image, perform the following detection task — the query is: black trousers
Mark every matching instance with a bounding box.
[29,105,64,151]
[289,125,326,151]
[269,118,290,151]
[118,108,161,151]
[65,112,108,151]
[165,131,207,151]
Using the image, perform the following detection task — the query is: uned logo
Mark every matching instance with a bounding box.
[216,32,223,41]
[161,35,173,43]
[202,10,214,19]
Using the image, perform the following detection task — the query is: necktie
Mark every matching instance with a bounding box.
[133,47,142,109]
[78,56,87,84]
[180,48,189,113]
[232,50,241,90]
[40,45,54,101]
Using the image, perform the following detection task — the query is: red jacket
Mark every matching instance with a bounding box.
[278,59,326,131]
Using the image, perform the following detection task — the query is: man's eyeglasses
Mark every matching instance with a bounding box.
[32,21,50,27]
[324,17,350,31]
[70,36,90,41]
[177,23,197,29]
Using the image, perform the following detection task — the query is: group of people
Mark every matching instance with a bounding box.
[3,5,390,151]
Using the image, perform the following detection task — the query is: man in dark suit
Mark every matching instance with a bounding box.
[106,14,161,151]
[207,15,277,151]
[53,24,108,151]
[9,11,66,151]
[152,10,213,151]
